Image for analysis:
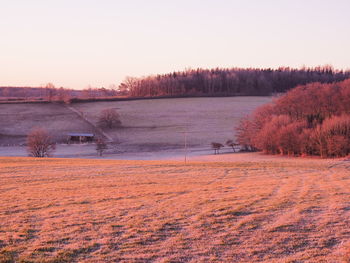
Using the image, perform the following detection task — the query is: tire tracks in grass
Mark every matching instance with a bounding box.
[230,166,349,262]
[171,168,291,261]
[213,169,315,261]
[118,162,350,262]
[110,167,251,261]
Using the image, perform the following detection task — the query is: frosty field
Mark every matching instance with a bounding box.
[0,97,271,158]
[1,155,350,262]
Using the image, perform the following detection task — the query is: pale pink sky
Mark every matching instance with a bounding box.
[0,0,349,89]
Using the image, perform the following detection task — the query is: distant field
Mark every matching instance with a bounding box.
[73,97,272,152]
[1,156,350,262]
[0,103,93,145]
[0,97,271,156]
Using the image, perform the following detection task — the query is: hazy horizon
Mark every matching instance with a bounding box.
[1,0,350,89]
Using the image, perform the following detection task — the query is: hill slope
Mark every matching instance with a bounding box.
[0,97,271,154]
[0,103,94,145]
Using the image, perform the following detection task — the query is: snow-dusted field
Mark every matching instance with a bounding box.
[74,96,272,150]
[0,97,271,159]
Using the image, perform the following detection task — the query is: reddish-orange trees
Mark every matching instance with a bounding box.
[313,115,350,157]
[236,80,350,157]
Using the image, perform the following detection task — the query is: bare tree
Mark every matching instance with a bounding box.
[96,138,107,156]
[98,108,121,129]
[27,128,55,157]
[211,142,224,155]
[123,76,139,96]
[117,83,129,96]
[44,83,56,102]
[226,139,238,152]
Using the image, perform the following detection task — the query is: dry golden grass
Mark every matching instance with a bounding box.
[0,157,350,262]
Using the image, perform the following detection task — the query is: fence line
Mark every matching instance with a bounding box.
[64,105,114,142]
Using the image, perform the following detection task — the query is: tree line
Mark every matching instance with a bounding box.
[2,66,350,102]
[0,84,119,103]
[120,66,350,97]
[236,79,350,157]
[0,66,350,102]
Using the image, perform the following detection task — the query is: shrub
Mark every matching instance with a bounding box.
[252,115,292,154]
[27,128,55,157]
[319,115,350,157]
[98,108,121,129]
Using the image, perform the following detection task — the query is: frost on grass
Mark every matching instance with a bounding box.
[0,157,349,262]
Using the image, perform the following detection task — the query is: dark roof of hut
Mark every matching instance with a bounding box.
[67,133,94,137]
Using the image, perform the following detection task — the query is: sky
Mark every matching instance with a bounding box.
[0,0,349,89]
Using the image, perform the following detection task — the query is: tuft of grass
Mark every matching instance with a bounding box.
[0,249,16,263]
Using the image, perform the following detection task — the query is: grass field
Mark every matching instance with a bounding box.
[73,97,272,151]
[0,97,271,158]
[1,156,350,262]
[0,103,93,145]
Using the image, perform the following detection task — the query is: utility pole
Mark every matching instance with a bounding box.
[184,128,187,164]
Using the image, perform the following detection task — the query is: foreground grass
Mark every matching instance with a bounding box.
[0,157,349,262]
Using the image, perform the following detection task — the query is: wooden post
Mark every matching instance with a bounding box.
[184,128,188,164]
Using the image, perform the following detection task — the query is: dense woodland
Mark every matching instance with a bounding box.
[236,79,350,157]
[120,66,350,97]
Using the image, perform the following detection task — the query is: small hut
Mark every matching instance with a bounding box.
[67,133,95,143]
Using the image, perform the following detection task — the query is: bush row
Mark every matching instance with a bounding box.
[236,80,350,157]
